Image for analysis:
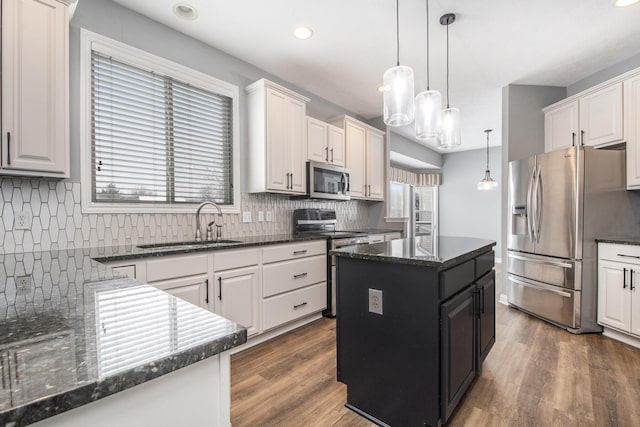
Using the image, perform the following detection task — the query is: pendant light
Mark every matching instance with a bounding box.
[439,13,461,149]
[477,129,498,191]
[383,0,414,127]
[415,0,442,140]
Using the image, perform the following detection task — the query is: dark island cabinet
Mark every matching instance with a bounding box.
[441,284,477,423]
[333,237,496,427]
[476,270,496,367]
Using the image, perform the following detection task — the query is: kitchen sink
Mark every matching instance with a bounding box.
[137,239,242,251]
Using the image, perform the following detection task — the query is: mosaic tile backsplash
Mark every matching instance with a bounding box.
[0,178,369,255]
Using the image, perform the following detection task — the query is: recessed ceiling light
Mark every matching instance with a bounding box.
[293,26,313,40]
[173,3,198,20]
[615,0,640,6]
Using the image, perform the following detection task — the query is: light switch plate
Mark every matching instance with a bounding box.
[242,211,252,223]
[368,288,383,315]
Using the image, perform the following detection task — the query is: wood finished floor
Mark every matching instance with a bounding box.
[230,304,640,426]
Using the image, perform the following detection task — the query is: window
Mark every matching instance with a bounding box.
[81,30,240,213]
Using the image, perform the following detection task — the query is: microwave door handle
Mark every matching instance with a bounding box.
[342,173,349,192]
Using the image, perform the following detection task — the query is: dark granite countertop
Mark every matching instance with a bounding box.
[331,236,496,269]
[596,237,640,246]
[89,233,328,263]
[0,249,246,426]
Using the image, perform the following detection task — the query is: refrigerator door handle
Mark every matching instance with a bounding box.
[509,275,573,298]
[534,165,543,244]
[527,166,536,245]
[508,252,573,269]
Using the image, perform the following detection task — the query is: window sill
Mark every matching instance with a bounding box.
[81,202,240,215]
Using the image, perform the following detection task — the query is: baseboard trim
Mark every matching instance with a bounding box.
[498,293,509,306]
[228,313,323,355]
[602,326,640,349]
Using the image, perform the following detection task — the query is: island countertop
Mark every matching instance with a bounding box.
[331,236,496,269]
[0,249,246,427]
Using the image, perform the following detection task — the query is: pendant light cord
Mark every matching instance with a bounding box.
[446,20,450,108]
[426,0,430,89]
[485,130,492,170]
[396,0,400,66]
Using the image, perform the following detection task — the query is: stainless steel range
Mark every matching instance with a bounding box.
[293,209,369,317]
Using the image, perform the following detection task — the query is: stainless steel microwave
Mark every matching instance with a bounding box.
[307,161,350,200]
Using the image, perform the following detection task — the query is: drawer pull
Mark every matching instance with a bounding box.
[293,272,308,279]
[293,302,308,309]
[292,250,308,255]
[616,253,640,259]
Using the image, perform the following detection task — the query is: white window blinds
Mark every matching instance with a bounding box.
[91,51,234,205]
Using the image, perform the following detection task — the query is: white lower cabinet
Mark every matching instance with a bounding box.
[598,243,640,340]
[103,240,327,342]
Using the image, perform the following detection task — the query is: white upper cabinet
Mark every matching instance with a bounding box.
[246,79,309,195]
[543,82,623,152]
[579,82,623,147]
[1,0,71,177]
[306,116,345,167]
[329,115,385,201]
[544,100,579,152]
[625,73,640,190]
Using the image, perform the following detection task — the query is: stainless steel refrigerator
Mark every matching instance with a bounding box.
[507,146,635,333]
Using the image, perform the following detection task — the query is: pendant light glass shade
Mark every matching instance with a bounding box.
[383,65,415,127]
[478,129,498,190]
[415,90,442,140]
[440,107,461,149]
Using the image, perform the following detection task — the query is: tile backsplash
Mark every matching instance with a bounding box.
[0,178,369,255]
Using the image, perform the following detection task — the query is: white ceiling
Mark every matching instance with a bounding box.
[112,0,640,152]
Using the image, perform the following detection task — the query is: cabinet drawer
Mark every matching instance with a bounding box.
[439,260,475,300]
[146,254,208,282]
[599,243,640,264]
[262,240,326,264]
[475,250,495,278]
[262,255,326,297]
[213,248,259,271]
[262,282,326,331]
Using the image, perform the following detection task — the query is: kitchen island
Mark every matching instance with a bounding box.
[0,249,246,427]
[332,236,496,427]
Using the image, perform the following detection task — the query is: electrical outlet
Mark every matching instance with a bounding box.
[15,210,29,230]
[368,288,383,315]
[16,275,32,296]
[266,211,273,222]
[242,211,252,223]
[258,211,264,222]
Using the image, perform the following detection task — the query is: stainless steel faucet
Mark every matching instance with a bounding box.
[195,201,223,241]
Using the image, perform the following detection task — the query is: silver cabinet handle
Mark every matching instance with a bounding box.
[293,302,308,309]
[580,130,585,146]
[325,147,329,162]
[218,277,223,300]
[509,275,572,298]
[6,132,10,166]
[293,272,308,279]
[507,253,573,269]
[330,148,334,162]
[292,250,308,255]
[205,279,209,304]
[572,132,576,147]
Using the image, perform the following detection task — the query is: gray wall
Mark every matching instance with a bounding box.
[568,51,640,96]
[388,132,443,169]
[439,147,502,258]
[69,0,364,189]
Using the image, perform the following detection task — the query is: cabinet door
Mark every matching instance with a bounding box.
[1,0,68,176]
[632,268,640,336]
[440,285,476,423]
[307,116,328,163]
[214,266,260,337]
[625,74,640,189]
[288,98,307,194]
[597,260,630,331]
[265,88,290,192]
[476,271,496,367]
[151,274,209,310]
[544,100,579,152]
[345,121,366,199]
[579,82,623,147]
[328,125,345,167]
[366,129,385,200]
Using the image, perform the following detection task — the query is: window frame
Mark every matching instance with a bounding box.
[80,29,240,214]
